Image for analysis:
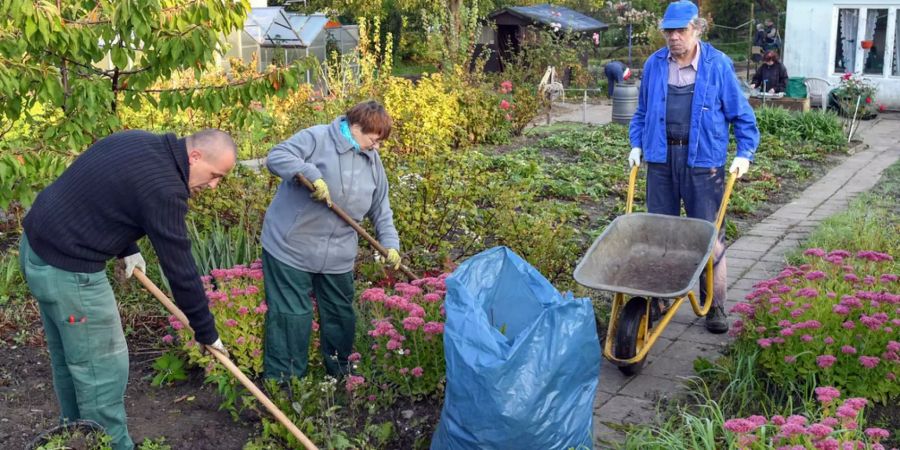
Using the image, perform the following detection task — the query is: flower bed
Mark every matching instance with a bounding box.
[164,261,451,446]
[723,386,891,449]
[730,249,899,403]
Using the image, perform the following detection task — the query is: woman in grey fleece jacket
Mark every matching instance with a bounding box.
[261,100,401,380]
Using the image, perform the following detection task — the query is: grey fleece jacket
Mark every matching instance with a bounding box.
[261,116,400,274]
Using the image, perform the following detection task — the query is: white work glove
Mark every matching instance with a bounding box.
[123,253,146,279]
[729,157,751,178]
[207,338,229,358]
[628,147,642,167]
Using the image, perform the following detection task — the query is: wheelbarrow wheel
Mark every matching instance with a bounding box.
[615,297,648,376]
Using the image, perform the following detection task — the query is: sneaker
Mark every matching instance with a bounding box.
[705,304,729,334]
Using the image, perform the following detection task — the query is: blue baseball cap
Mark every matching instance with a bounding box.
[661,1,698,29]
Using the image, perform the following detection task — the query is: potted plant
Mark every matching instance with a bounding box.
[829,72,878,120]
[860,39,874,49]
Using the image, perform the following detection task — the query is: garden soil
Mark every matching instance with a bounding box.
[0,340,255,449]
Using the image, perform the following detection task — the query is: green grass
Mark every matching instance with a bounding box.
[789,159,900,264]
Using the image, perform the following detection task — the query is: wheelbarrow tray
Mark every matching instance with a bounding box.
[574,213,717,298]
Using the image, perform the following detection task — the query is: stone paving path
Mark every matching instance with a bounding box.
[591,116,900,447]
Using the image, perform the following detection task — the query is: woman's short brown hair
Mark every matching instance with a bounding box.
[346,100,392,141]
[764,50,779,63]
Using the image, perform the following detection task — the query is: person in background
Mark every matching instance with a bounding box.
[261,100,401,382]
[604,60,633,98]
[627,0,760,334]
[753,23,767,48]
[751,50,789,93]
[764,18,781,51]
[20,129,236,450]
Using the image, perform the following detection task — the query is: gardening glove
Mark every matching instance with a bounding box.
[311,178,332,207]
[206,338,230,358]
[123,253,146,279]
[729,157,751,178]
[385,248,401,270]
[628,147,642,167]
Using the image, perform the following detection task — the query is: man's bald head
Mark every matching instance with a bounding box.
[187,129,238,162]
[185,129,238,195]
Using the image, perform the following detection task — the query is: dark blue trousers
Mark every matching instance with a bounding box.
[646,145,727,307]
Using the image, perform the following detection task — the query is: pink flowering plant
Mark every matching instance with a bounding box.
[354,273,449,400]
[730,249,899,403]
[722,386,892,450]
[170,261,268,377]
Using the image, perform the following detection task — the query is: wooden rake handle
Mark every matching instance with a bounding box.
[294,173,419,280]
[133,269,318,450]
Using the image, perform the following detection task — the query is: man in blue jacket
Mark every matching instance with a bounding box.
[628,1,759,333]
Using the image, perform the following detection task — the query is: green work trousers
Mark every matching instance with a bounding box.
[262,250,356,381]
[19,235,133,450]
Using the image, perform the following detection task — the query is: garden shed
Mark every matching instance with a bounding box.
[784,0,900,107]
[481,4,608,72]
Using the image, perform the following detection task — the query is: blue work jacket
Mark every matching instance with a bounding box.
[629,42,760,167]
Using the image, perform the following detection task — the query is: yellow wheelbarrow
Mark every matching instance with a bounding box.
[574,165,737,375]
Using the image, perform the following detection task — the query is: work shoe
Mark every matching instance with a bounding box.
[649,297,671,323]
[705,304,729,334]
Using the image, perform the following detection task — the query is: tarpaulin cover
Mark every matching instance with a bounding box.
[431,246,600,449]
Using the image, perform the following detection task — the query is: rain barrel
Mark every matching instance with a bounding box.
[612,82,639,125]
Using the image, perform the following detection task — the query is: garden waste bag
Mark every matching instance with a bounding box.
[431,246,600,450]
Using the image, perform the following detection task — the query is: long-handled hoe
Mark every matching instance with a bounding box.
[133,269,318,450]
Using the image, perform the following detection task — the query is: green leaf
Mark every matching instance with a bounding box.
[24,18,37,39]
[111,47,128,69]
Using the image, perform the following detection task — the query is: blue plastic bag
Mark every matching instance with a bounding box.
[431,247,600,450]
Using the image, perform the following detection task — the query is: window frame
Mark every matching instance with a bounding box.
[830,5,899,78]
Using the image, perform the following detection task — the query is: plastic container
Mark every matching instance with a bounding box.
[785,77,807,99]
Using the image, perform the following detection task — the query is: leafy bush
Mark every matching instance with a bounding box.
[383,149,583,284]
[831,73,879,119]
[730,250,899,403]
[755,107,845,149]
[0,152,69,211]
[382,74,461,155]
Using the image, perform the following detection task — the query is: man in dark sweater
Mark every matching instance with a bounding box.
[19,129,237,450]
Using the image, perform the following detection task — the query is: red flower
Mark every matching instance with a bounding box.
[878,103,887,112]
[499,99,511,110]
[842,72,852,81]
[865,97,872,104]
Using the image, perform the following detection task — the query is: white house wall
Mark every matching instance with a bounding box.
[785,0,900,107]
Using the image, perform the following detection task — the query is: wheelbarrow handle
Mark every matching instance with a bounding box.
[133,269,319,450]
[294,173,419,280]
[624,164,738,234]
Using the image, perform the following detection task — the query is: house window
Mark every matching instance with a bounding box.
[835,8,859,73]
[862,9,888,75]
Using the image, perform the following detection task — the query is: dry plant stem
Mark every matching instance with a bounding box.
[132,269,319,450]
